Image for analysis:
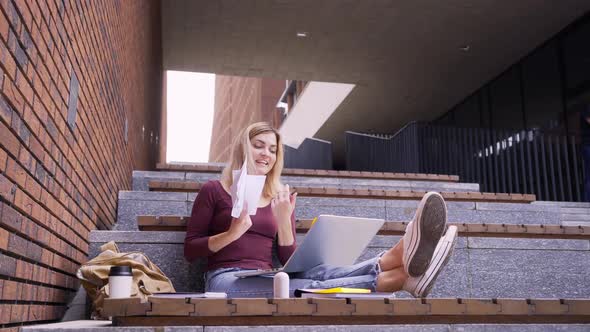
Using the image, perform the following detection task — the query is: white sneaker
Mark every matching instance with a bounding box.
[402,192,447,277]
[403,225,458,298]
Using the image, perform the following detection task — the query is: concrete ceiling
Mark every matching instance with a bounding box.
[162,0,590,163]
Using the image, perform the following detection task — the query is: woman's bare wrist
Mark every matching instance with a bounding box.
[277,219,294,246]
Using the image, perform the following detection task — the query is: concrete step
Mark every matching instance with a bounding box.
[22,320,590,331]
[564,221,590,227]
[114,191,561,231]
[562,214,590,221]
[530,201,590,224]
[532,201,590,208]
[561,207,590,214]
[132,171,480,192]
[89,230,590,299]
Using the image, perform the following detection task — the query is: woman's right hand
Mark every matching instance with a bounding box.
[227,205,252,241]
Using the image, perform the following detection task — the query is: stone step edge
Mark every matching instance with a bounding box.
[156,163,460,182]
[135,216,589,240]
[147,180,536,203]
[134,171,480,190]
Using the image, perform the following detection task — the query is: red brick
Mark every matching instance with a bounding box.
[0,202,21,231]
[20,214,37,238]
[0,96,12,127]
[25,55,37,78]
[0,173,16,203]
[14,0,33,29]
[38,13,51,45]
[23,105,40,135]
[0,227,8,250]
[5,157,26,187]
[36,286,46,302]
[0,147,7,171]
[0,327,19,332]
[28,304,44,321]
[0,304,10,324]
[13,188,33,214]
[40,247,53,266]
[0,326,20,332]
[1,74,24,112]
[46,1,58,22]
[28,135,44,161]
[0,42,17,80]
[9,304,27,323]
[35,225,49,246]
[32,93,48,123]
[10,108,22,133]
[7,233,27,257]
[31,66,45,96]
[0,8,8,42]
[1,280,17,300]
[16,70,34,105]
[18,145,33,171]
[29,24,44,59]
[0,120,20,157]
[15,259,32,280]
[29,1,43,27]
[25,174,42,200]
[21,283,33,301]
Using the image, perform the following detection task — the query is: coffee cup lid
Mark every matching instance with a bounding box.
[109,266,133,276]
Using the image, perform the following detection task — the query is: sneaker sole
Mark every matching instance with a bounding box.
[406,192,447,277]
[414,226,458,297]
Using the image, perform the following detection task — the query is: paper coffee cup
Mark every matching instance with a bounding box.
[108,266,133,298]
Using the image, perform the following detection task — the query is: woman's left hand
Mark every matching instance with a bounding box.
[271,184,297,224]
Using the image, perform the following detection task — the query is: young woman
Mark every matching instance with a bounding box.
[184,122,457,298]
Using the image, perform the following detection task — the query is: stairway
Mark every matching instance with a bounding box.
[27,165,590,331]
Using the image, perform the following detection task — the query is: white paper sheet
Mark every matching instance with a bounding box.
[230,160,266,217]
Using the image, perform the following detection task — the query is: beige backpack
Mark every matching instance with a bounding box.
[76,241,175,318]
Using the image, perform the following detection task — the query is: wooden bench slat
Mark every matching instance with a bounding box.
[147,180,536,203]
[190,299,235,316]
[103,297,150,317]
[136,216,590,239]
[155,163,460,182]
[108,297,590,325]
[148,297,194,316]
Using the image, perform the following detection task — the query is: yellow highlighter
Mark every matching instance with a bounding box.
[300,287,371,294]
[311,217,318,226]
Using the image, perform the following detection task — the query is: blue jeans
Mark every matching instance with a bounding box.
[205,254,383,298]
[583,145,590,202]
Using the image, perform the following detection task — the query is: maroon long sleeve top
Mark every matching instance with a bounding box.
[184,180,297,272]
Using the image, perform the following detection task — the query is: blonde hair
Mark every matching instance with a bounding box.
[221,122,284,198]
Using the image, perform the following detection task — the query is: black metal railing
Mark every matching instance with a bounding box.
[345,122,585,202]
[284,137,333,170]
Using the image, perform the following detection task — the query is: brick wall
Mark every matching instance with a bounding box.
[209,75,284,162]
[0,0,162,329]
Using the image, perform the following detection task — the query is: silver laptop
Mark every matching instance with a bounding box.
[234,215,385,278]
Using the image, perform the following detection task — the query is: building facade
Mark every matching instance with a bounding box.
[209,76,284,162]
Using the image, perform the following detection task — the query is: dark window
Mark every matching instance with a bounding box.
[490,66,523,130]
[564,19,590,91]
[522,40,563,132]
[454,93,481,128]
